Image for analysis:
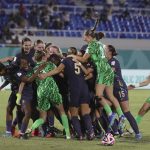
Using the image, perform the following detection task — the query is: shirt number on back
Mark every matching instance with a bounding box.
[74,63,81,75]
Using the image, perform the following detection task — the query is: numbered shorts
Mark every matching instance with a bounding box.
[69,83,90,107]
[113,86,128,102]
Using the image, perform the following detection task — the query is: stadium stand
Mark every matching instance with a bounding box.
[0,0,150,44]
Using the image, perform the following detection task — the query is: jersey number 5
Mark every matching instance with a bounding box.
[74,63,81,75]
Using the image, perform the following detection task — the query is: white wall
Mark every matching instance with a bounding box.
[19,36,150,50]
[122,69,150,89]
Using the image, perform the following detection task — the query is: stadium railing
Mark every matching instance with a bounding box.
[10,28,150,39]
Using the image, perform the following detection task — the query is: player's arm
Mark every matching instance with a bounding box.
[59,72,64,78]
[39,63,65,80]
[128,77,150,89]
[21,63,46,82]
[84,67,94,80]
[79,63,90,75]
[85,72,93,80]
[21,73,38,83]
[68,53,90,63]
[136,79,150,87]
[80,64,94,76]
[0,56,14,63]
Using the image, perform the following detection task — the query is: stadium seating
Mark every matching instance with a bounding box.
[0,0,150,41]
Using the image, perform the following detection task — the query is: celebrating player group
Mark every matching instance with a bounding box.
[1,20,148,144]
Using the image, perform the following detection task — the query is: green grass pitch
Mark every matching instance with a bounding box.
[0,90,150,150]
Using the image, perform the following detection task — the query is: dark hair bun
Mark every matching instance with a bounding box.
[108,45,118,56]
[95,32,104,40]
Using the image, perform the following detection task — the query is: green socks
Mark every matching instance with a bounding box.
[31,118,44,130]
[61,114,70,138]
[104,105,124,118]
[116,107,124,117]
[104,104,113,116]
[31,115,70,138]
[135,115,142,124]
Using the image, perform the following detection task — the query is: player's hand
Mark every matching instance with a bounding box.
[7,56,15,62]
[16,93,21,105]
[127,84,135,90]
[38,73,48,80]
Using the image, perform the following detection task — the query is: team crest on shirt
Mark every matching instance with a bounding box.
[17,72,22,77]
[111,61,115,66]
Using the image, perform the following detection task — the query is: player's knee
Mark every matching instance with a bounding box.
[95,96,103,101]
[94,96,103,108]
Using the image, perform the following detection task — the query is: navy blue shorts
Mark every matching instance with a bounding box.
[21,91,33,103]
[69,84,90,107]
[113,86,128,102]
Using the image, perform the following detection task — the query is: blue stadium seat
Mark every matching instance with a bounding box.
[1,0,150,39]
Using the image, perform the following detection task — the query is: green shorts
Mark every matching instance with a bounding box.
[37,78,62,111]
[96,71,114,86]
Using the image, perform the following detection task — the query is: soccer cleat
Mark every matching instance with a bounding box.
[135,133,142,140]
[96,130,105,139]
[24,128,32,137]
[118,128,124,137]
[46,126,55,137]
[113,131,119,136]
[118,115,126,132]
[124,128,134,135]
[19,134,29,140]
[38,126,45,137]
[30,129,38,137]
[45,132,53,138]
[66,135,71,140]
[2,132,12,138]
[127,128,134,134]
[53,127,63,134]
[87,132,95,140]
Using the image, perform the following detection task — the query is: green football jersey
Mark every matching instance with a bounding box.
[86,39,114,85]
[33,61,62,111]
